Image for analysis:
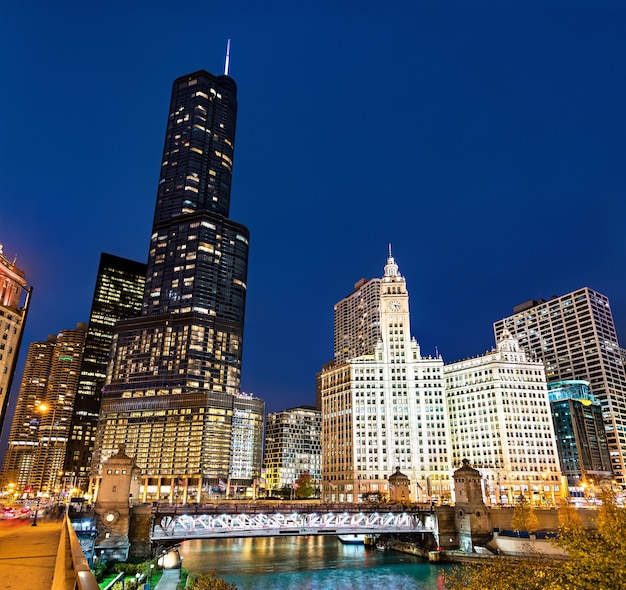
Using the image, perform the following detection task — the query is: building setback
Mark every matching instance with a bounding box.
[63,253,146,492]
[548,380,613,489]
[494,287,626,486]
[319,250,451,503]
[0,244,31,437]
[90,68,257,502]
[444,330,563,506]
[264,406,321,495]
[1,324,87,493]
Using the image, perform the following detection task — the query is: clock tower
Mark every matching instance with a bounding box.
[379,245,420,363]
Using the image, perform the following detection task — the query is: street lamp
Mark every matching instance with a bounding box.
[149,563,155,588]
[33,402,59,496]
[31,497,41,527]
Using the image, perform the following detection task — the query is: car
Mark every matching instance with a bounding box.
[17,507,32,519]
[0,506,16,519]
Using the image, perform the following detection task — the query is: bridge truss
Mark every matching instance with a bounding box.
[151,506,433,541]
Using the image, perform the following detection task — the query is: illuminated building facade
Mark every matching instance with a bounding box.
[548,380,613,488]
[1,324,87,494]
[320,250,451,503]
[0,244,31,437]
[63,253,146,491]
[229,393,265,483]
[494,288,626,486]
[264,406,321,495]
[90,68,254,502]
[444,330,562,506]
[334,277,381,363]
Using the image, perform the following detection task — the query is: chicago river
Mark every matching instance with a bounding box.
[179,535,451,589]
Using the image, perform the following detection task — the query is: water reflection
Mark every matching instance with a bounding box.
[179,536,449,589]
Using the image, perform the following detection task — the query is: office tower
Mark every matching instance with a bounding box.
[334,277,382,363]
[444,330,562,506]
[1,324,87,493]
[264,406,321,495]
[63,253,146,491]
[91,68,253,502]
[548,380,613,489]
[319,249,451,503]
[494,288,626,486]
[0,244,31,438]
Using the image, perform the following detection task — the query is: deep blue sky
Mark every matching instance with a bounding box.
[1,2,625,428]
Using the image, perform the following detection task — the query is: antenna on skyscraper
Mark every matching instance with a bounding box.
[388,243,392,257]
[224,39,231,76]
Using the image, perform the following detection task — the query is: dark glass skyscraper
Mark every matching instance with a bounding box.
[91,70,259,502]
[63,253,146,491]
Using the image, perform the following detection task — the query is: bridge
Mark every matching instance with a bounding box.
[150,502,436,541]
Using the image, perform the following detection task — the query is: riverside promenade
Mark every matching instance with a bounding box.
[0,517,63,590]
[155,569,181,590]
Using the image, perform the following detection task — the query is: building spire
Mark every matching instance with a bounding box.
[384,244,400,278]
[224,39,231,76]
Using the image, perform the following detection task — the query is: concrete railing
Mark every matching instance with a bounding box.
[52,515,100,590]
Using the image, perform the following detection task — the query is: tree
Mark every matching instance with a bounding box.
[294,471,314,500]
[188,571,239,590]
[444,490,626,590]
[511,494,539,533]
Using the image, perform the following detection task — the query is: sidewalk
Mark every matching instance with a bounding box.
[0,518,63,590]
[155,568,182,590]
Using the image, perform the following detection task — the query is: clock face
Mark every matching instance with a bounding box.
[388,300,401,312]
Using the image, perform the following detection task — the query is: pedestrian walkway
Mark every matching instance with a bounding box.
[0,518,63,590]
[155,568,182,590]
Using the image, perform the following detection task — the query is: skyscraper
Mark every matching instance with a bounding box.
[494,288,626,486]
[0,244,31,438]
[90,68,253,502]
[444,330,562,506]
[319,250,451,503]
[1,324,87,493]
[63,253,146,491]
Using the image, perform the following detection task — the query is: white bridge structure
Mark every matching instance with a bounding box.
[150,502,435,541]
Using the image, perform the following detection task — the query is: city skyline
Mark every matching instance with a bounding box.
[2,2,626,433]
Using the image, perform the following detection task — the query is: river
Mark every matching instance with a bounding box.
[178,535,453,589]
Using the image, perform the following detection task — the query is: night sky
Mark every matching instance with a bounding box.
[1,1,625,443]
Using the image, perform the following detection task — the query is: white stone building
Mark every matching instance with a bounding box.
[320,249,452,503]
[444,330,563,506]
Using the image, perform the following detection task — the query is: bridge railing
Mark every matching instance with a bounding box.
[152,501,434,516]
[52,514,99,590]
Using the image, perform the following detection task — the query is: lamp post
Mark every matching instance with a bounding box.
[149,563,154,589]
[34,401,59,496]
[31,497,41,526]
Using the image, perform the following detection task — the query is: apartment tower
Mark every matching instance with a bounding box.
[1,324,87,493]
[90,68,253,502]
[334,277,382,363]
[63,253,146,491]
[264,406,321,495]
[494,288,626,486]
